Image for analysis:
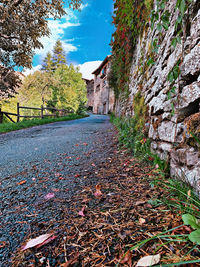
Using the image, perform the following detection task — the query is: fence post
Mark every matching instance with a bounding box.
[0,108,3,124]
[17,103,20,122]
[41,105,44,119]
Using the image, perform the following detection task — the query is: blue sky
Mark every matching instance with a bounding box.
[25,0,114,79]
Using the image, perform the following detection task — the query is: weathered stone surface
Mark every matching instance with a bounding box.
[181,43,200,77]
[149,124,158,140]
[190,9,200,48]
[159,142,173,152]
[158,121,176,142]
[115,0,200,191]
[186,150,200,166]
[179,82,200,109]
[171,160,200,187]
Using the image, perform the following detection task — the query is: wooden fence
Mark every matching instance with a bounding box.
[0,103,72,124]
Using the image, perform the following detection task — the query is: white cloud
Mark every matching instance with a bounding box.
[23,61,102,80]
[79,3,89,10]
[35,8,80,59]
[78,61,102,80]
[22,65,42,76]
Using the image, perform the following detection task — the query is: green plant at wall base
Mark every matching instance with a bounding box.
[182,214,200,244]
[133,92,147,131]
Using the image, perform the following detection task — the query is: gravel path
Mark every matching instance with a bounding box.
[0,114,116,266]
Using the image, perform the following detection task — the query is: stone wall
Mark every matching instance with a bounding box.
[115,0,200,190]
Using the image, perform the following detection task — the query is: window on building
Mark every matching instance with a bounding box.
[103,80,107,87]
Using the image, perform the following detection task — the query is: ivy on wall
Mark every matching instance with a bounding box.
[108,0,153,98]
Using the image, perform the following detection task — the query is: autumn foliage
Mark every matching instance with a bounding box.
[109,0,153,96]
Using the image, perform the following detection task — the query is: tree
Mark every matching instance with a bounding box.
[51,64,87,112]
[18,71,55,107]
[52,40,67,70]
[41,52,54,73]
[0,0,82,98]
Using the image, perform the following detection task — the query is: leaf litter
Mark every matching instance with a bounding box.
[11,138,200,266]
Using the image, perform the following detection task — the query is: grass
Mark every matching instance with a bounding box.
[110,113,200,265]
[0,113,88,133]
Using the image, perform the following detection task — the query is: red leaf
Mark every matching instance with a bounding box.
[83,143,88,146]
[21,233,55,251]
[94,184,103,197]
[78,206,86,217]
[17,180,26,185]
[44,193,55,200]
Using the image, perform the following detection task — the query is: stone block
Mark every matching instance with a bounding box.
[158,121,176,142]
[179,82,200,109]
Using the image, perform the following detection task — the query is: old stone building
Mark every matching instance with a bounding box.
[83,78,94,111]
[92,56,115,114]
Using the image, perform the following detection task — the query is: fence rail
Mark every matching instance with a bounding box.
[0,103,72,124]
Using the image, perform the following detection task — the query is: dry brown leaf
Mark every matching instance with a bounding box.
[17,180,26,185]
[136,254,161,266]
[120,250,132,266]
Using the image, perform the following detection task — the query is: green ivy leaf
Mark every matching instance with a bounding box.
[147,58,155,66]
[171,38,177,48]
[177,14,182,24]
[171,103,175,116]
[189,229,200,244]
[176,0,182,9]
[173,65,180,80]
[160,2,165,9]
[177,36,181,44]
[162,22,169,30]
[180,0,186,15]
[182,214,200,230]
[168,71,174,83]
[157,23,162,32]
[171,86,176,94]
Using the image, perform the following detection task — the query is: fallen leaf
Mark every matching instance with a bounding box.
[78,206,86,217]
[17,180,26,185]
[21,233,55,251]
[135,200,146,206]
[139,218,146,225]
[120,250,132,266]
[83,143,88,146]
[60,252,79,266]
[136,254,161,267]
[44,193,55,200]
[36,235,57,249]
[51,188,60,192]
[0,241,6,248]
[94,184,103,197]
